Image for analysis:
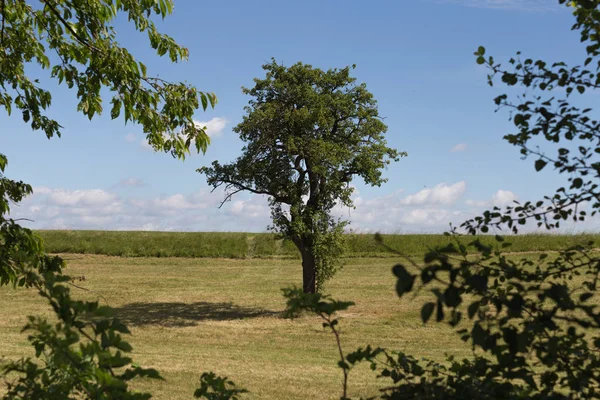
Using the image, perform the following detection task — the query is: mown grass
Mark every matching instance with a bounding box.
[0,255,469,399]
[35,230,600,259]
[2,251,599,399]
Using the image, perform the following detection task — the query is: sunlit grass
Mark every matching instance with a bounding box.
[1,255,470,399]
[3,236,599,399]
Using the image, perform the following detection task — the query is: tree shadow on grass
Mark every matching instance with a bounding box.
[112,301,280,327]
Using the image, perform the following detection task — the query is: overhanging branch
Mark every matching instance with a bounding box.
[41,0,101,52]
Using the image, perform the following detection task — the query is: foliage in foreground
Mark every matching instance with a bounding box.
[4,0,600,398]
[284,1,600,398]
[1,0,216,157]
[1,158,164,399]
[2,273,162,399]
[286,235,600,399]
[194,373,247,400]
[0,1,236,398]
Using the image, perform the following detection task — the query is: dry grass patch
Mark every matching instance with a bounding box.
[0,255,471,399]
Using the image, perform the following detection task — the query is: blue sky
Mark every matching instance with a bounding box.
[3,0,598,233]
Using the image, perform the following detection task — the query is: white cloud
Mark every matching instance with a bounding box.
[33,186,52,195]
[118,178,146,187]
[139,138,153,151]
[465,199,487,207]
[10,186,271,232]
[450,143,468,152]
[466,189,518,208]
[8,188,123,229]
[47,189,118,207]
[194,117,228,138]
[122,222,162,231]
[400,208,452,225]
[153,193,206,210]
[330,188,469,233]
[125,133,137,143]
[10,183,599,234]
[400,182,466,206]
[229,198,270,218]
[492,189,518,207]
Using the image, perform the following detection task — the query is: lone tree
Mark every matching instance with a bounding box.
[200,60,403,293]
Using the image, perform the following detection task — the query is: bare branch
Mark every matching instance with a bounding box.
[216,178,291,207]
[218,186,244,209]
[11,218,34,223]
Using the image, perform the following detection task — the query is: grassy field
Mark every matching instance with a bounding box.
[34,230,600,258]
[0,255,472,399]
[3,232,599,398]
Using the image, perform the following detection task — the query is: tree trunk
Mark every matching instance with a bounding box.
[301,249,317,293]
[298,244,317,293]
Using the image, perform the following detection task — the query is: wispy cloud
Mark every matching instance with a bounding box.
[466,189,518,208]
[194,117,228,138]
[437,0,559,12]
[116,178,146,188]
[400,182,466,206]
[450,143,468,152]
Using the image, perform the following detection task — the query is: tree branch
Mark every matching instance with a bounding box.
[1,0,5,51]
[293,155,305,174]
[215,179,291,207]
[40,0,101,52]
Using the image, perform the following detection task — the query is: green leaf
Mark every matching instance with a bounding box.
[111,100,121,119]
[200,93,208,111]
[139,62,147,77]
[535,159,547,171]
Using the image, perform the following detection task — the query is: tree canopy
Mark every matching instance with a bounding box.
[1,0,216,158]
[200,60,404,292]
[0,1,227,398]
